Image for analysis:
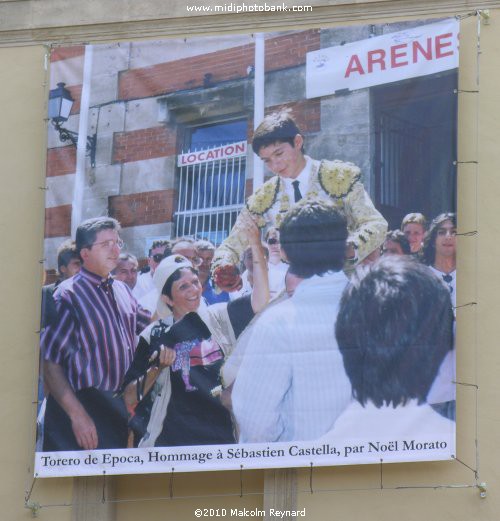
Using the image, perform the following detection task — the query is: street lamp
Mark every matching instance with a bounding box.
[48,82,97,167]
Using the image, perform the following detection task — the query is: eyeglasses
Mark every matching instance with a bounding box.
[437,228,457,237]
[91,238,124,250]
[170,254,202,267]
[151,253,165,263]
[189,256,203,267]
[267,238,279,245]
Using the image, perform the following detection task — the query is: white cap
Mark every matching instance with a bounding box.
[153,254,193,317]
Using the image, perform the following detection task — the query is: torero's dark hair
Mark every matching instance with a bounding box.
[252,110,304,155]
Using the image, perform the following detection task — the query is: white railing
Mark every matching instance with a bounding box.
[175,147,247,244]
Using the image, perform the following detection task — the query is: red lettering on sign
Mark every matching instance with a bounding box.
[390,43,408,68]
[345,54,365,78]
[367,49,386,73]
[435,33,453,58]
[412,38,433,62]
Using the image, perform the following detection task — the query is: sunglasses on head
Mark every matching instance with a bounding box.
[267,238,279,245]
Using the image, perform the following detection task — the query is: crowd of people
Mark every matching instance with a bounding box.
[37,110,456,453]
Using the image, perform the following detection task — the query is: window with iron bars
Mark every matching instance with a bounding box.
[175,119,248,245]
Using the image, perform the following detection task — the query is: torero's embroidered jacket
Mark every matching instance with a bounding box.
[212,157,387,276]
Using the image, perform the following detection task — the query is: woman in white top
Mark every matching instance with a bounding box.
[122,212,269,447]
[422,213,457,308]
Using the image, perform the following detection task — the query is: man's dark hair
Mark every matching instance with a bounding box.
[56,239,79,274]
[336,256,454,408]
[149,240,171,257]
[279,200,347,278]
[75,217,121,255]
[252,110,303,155]
[385,230,411,255]
[422,213,457,265]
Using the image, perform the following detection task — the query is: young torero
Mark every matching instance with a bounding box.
[212,110,388,291]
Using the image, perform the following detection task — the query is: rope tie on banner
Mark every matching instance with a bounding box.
[38,259,46,264]
[101,471,106,503]
[24,474,41,518]
[454,160,478,165]
[38,186,48,191]
[239,465,244,497]
[454,302,477,310]
[25,474,38,504]
[455,11,478,21]
[169,468,175,499]
[452,455,478,478]
[456,231,478,237]
[455,89,479,94]
[309,462,314,494]
[453,381,479,389]
[379,460,384,490]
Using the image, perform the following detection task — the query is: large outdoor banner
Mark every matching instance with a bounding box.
[36,17,458,477]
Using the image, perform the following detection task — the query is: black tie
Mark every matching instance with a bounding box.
[442,274,453,294]
[98,277,114,294]
[292,180,302,202]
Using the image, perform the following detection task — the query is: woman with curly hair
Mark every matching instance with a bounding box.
[422,213,457,308]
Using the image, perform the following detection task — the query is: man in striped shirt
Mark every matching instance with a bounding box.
[41,217,151,451]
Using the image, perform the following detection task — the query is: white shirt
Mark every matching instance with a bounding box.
[232,271,351,443]
[282,157,312,203]
[229,270,252,301]
[133,271,155,301]
[320,399,455,445]
[429,266,456,309]
[267,260,288,299]
[138,287,159,314]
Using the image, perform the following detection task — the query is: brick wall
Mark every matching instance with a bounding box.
[45,205,71,238]
[109,189,177,228]
[265,30,320,71]
[112,126,177,164]
[51,46,85,62]
[66,84,82,115]
[246,99,322,146]
[118,44,254,100]
[266,99,321,134]
[118,30,320,101]
[46,146,76,177]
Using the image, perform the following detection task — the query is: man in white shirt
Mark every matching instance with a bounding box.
[322,256,455,451]
[232,200,352,442]
[133,240,171,303]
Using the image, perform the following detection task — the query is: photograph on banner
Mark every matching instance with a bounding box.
[36,17,458,477]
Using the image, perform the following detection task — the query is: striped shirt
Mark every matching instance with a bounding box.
[41,267,151,392]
